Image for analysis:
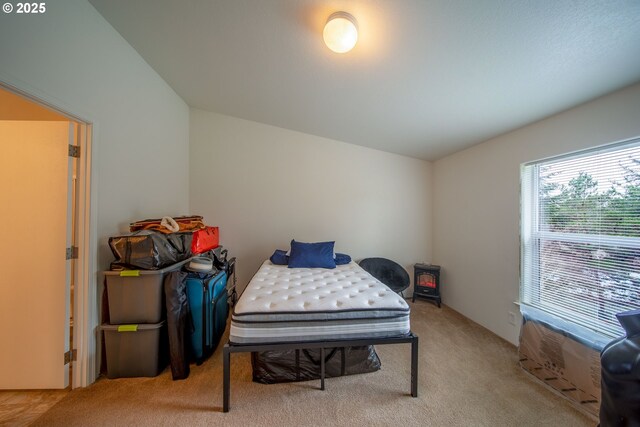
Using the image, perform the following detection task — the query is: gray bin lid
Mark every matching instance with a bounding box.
[100,321,165,332]
[104,257,195,276]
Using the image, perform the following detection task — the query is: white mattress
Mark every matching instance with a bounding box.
[230,261,411,344]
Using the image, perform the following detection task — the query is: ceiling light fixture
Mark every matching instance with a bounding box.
[323,11,358,53]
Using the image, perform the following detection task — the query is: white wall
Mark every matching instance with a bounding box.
[433,82,640,345]
[190,109,432,292]
[0,0,189,382]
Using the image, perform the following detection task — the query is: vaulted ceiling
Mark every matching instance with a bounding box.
[90,0,640,160]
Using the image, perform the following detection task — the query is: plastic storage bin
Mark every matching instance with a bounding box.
[104,258,193,323]
[101,321,167,378]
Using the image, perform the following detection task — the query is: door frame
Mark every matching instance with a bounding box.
[0,78,97,388]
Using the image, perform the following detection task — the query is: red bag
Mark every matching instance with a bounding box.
[191,226,219,254]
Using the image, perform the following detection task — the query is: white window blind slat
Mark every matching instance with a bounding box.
[520,138,640,338]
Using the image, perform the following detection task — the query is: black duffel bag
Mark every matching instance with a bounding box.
[251,346,381,384]
[109,230,193,270]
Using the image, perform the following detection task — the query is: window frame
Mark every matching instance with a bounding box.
[520,136,640,338]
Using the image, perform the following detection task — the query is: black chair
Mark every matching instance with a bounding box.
[359,258,410,296]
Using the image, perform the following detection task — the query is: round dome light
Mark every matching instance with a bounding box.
[323,12,358,53]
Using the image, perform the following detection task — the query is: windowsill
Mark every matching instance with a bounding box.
[520,305,613,351]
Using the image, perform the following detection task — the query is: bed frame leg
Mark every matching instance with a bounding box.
[320,347,326,391]
[223,344,230,412]
[411,335,419,397]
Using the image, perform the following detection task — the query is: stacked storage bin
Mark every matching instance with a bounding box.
[101,217,227,379]
[101,259,191,378]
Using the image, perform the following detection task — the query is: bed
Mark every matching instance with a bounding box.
[222,260,419,412]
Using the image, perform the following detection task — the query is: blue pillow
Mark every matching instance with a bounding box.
[270,249,289,265]
[288,240,336,269]
[334,253,351,265]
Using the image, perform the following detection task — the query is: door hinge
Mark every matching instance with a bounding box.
[68,144,80,158]
[65,246,79,260]
[64,349,77,365]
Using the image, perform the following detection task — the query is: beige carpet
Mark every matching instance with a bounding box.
[32,302,594,426]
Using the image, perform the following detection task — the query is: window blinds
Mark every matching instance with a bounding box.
[521,138,640,338]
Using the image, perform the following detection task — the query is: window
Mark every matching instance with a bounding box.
[521,138,640,338]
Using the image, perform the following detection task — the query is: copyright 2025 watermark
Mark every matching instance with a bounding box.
[3,2,47,14]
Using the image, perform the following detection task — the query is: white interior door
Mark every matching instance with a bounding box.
[0,120,73,389]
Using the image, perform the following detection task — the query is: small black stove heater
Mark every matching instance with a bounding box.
[412,263,441,307]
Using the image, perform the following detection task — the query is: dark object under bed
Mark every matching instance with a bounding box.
[252,345,381,384]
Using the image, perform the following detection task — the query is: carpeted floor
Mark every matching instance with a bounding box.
[32,302,594,426]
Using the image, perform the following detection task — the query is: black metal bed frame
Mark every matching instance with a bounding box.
[222,332,419,412]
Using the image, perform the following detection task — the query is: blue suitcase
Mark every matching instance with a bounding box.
[185,270,228,363]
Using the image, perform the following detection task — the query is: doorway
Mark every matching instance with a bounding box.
[0,85,92,390]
